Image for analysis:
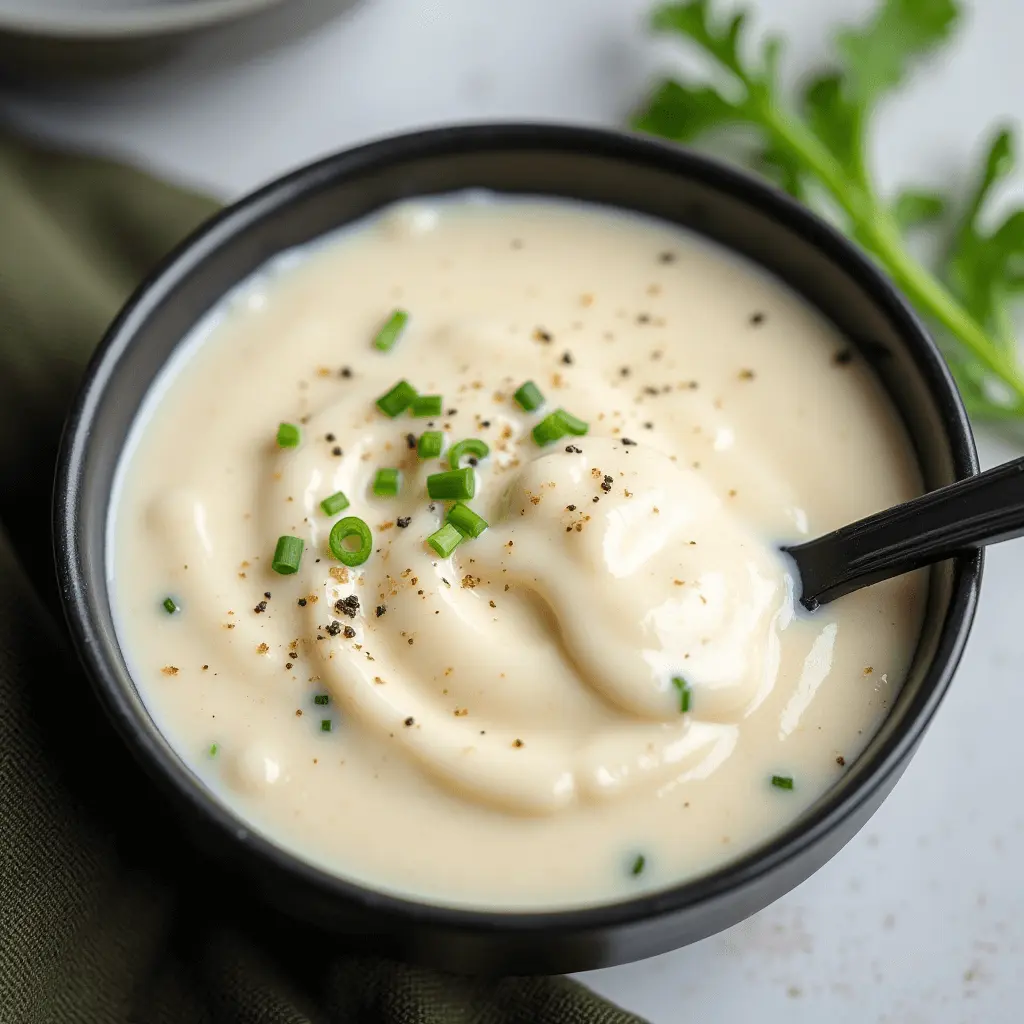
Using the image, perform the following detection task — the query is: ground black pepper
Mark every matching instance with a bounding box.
[253,600,267,614]
[297,598,307,607]
[331,446,343,457]
[325,433,336,442]
[325,621,342,636]
[562,351,573,365]
[335,595,360,618]
[396,516,411,528]
[376,605,386,618]
[343,625,356,638]
[340,366,353,378]
[621,438,636,446]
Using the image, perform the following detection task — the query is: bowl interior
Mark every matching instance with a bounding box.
[56,125,980,947]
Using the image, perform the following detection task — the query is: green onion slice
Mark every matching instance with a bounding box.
[372,309,409,352]
[531,412,568,447]
[672,676,691,713]
[373,468,401,497]
[427,522,464,557]
[514,380,544,411]
[314,694,329,706]
[272,535,304,575]
[447,503,488,538]
[556,408,589,436]
[321,719,333,732]
[320,490,350,516]
[410,394,443,417]
[162,597,179,614]
[631,853,646,876]
[329,516,373,567]
[208,743,219,758]
[427,467,475,501]
[276,422,300,448]
[448,437,489,470]
[376,379,417,418]
[771,775,794,790]
[417,430,444,459]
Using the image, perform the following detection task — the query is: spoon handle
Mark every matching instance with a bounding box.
[787,455,1024,610]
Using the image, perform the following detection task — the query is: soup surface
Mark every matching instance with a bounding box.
[111,196,925,910]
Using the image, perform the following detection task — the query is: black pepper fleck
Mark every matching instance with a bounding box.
[331,446,343,457]
[566,504,577,511]
[376,605,386,618]
[621,438,637,446]
[404,717,415,727]
[335,595,360,618]
[325,621,342,637]
[340,366,353,377]
[405,433,416,449]
[749,312,766,326]
[264,591,271,599]
[481,420,491,428]
[297,598,307,607]
[658,251,676,264]
[343,625,356,638]
[565,444,582,454]
[562,351,573,365]
[446,408,458,416]
[396,516,411,528]
[254,600,267,614]
[285,662,293,670]
[325,433,336,442]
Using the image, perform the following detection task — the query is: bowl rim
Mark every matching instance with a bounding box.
[0,0,285,40]
[54,121,981,935]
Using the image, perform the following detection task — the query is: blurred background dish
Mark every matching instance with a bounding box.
[0,0,296,76]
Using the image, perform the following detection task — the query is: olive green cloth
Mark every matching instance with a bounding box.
[0,132,647,1024]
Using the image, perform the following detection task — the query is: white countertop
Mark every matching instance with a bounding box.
[4,0,1023,1019]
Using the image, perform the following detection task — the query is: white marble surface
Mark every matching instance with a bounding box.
[4,0,1023,1020]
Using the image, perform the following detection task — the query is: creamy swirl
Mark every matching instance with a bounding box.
[113,196,925,908]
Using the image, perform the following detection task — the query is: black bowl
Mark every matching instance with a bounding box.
[53,123,981,975]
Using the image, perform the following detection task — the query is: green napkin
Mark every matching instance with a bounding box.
[0,133,647,1024]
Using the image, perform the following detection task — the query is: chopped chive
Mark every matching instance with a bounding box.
[427,467,475,501]
[373,468,401,497]
[372,308,409,352]
[672,676,691,713]
[272,535,304,575]
[771,775,794,790]
[276,422,300,448]
[410,394,443,417]
[514,380,544,411]
[162,597,178,614]
[314,694,329,706]
[417,430,444,459]
[321,719,332,732]
[376,379,417,417]
[208,743,219,758]
[532,412,569,446]
[447,502,488,538]
[556,408,589,436]
[320,490,350,516]
[427,522,464,557]
[448,437,489,470]
[329,516,372,567]
[631,854,646,876]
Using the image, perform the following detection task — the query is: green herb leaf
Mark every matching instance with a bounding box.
[834,0,958,105]
[891,189,947,230]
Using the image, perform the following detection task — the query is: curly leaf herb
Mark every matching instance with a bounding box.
[633,0,1024,421]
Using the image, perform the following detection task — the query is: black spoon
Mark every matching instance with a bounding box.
[786,455,1024,611]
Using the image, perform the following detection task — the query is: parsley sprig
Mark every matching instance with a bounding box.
[633,0,1024,421]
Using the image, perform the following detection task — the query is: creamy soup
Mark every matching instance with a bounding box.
[110,196,925,910]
